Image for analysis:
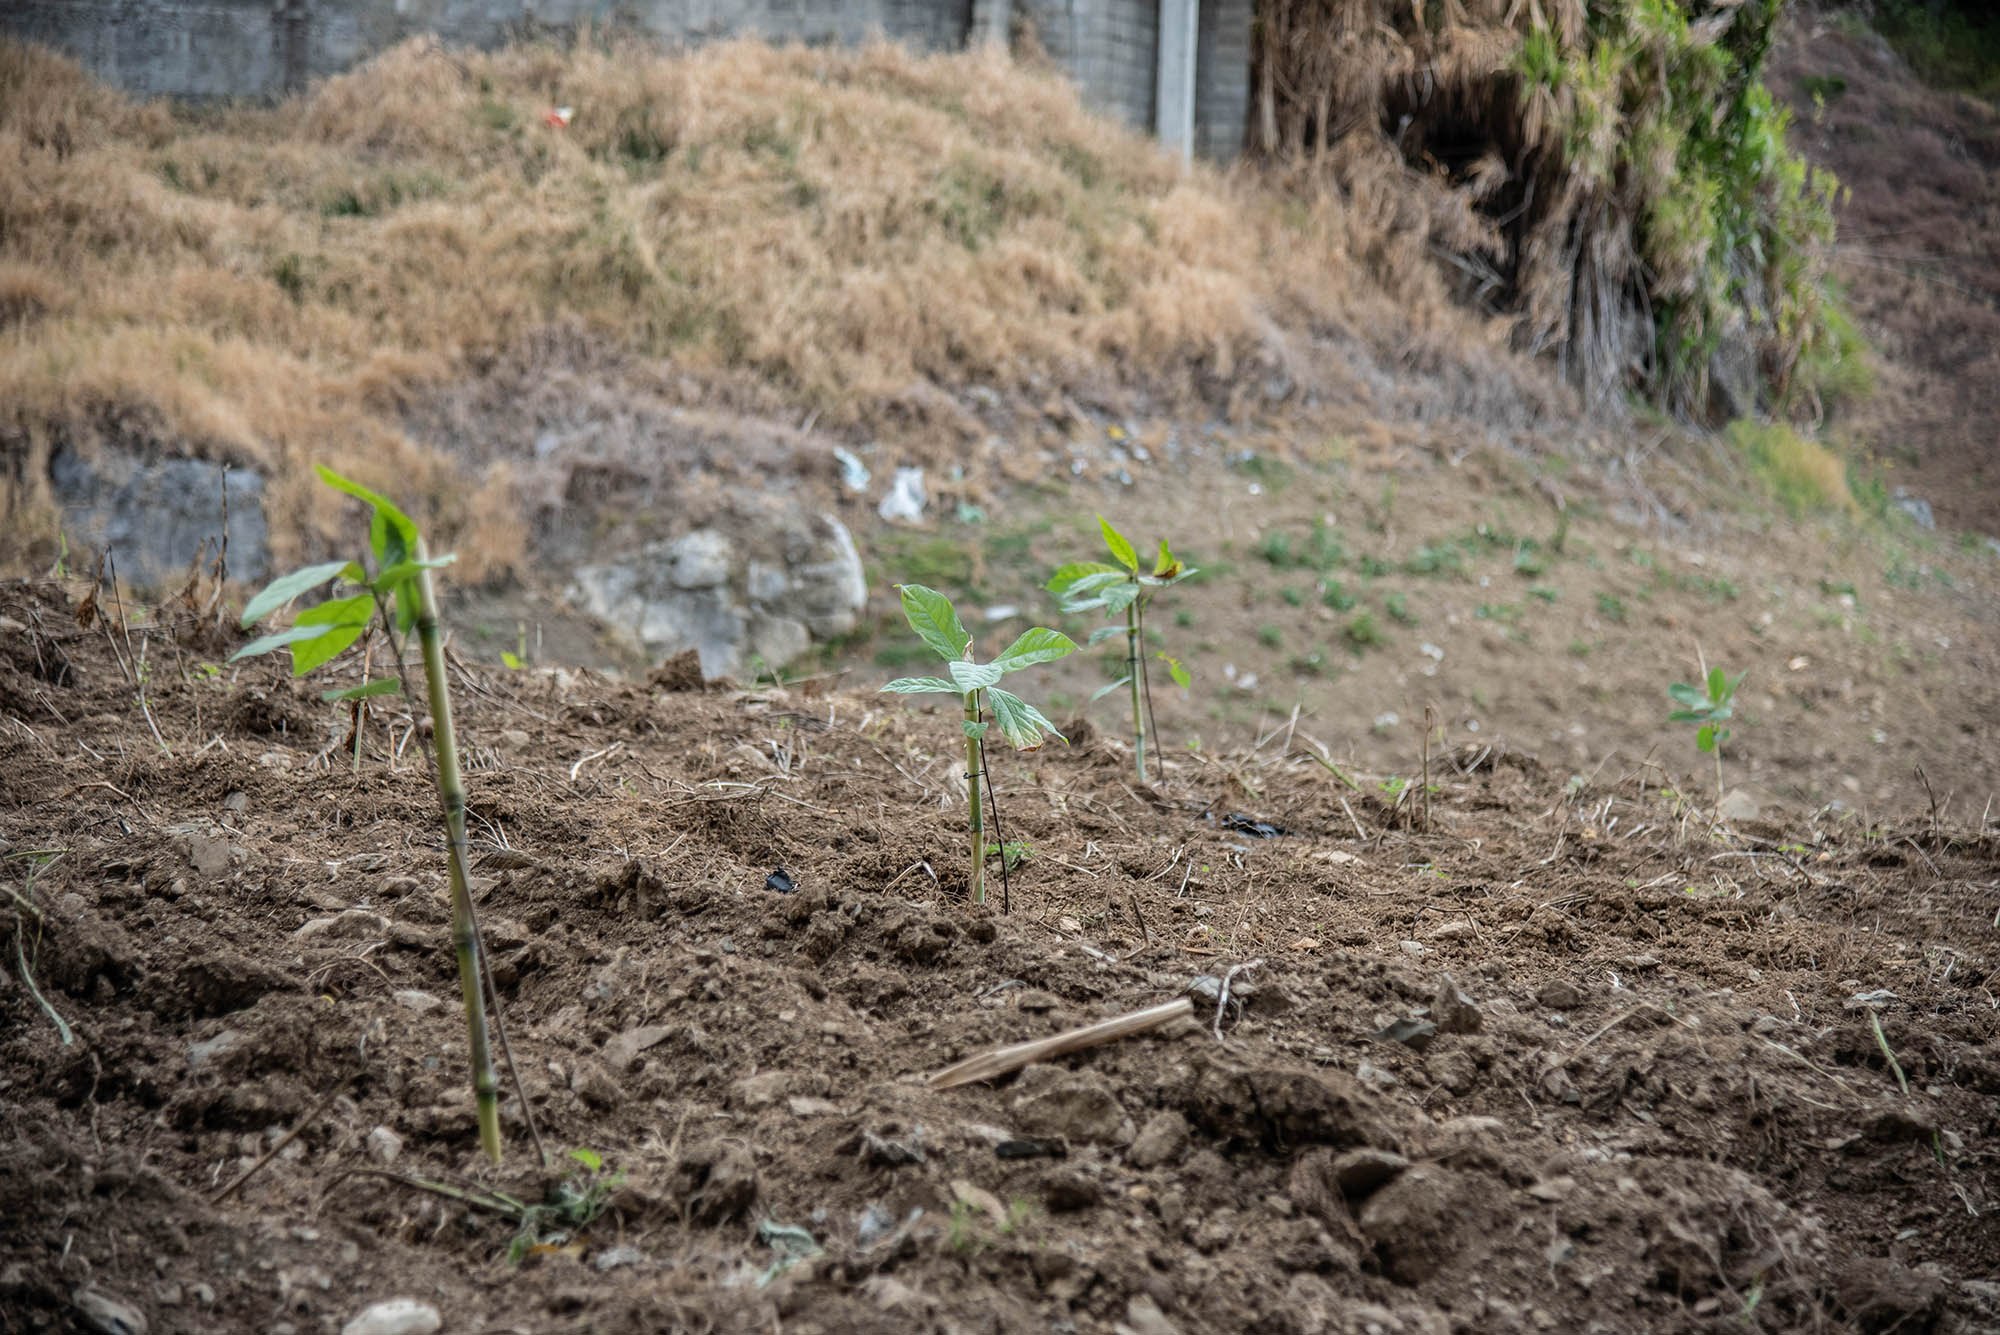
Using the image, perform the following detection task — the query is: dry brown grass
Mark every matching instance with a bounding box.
[0,32,1501,580]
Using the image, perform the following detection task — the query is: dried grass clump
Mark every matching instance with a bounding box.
[1251,0,1857,418]
[0,31,1506,582]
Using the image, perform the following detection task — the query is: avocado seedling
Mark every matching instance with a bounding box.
[880,584,1074,907]
[235,467,511,1163]
[1047,517,1194,784]
[1668,662,1745,806]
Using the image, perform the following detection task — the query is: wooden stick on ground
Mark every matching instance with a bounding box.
[928,997,1193,1090]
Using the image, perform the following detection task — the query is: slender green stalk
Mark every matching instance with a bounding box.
[413,542,502,1164]
[1126,604,1147,785]
[964,691,985,906]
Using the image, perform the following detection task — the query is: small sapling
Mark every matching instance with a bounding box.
[235,466,511,1163]
[1046,516,1195,784]
[1668,663,1745,805]
[880,584,1074,906]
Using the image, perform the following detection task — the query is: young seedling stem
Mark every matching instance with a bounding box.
[880,585,1073,908]
[412,545,504,1163]
[1048,518,1194,787]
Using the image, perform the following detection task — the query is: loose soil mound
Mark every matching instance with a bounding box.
[2,578,1996,1334]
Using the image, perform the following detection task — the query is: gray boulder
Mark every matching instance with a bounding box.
[51,445,268,589]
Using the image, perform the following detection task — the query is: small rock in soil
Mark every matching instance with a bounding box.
[1536,980,1584,1010]
[1537,1063,1581,1104]
[729,1070,792,1109]
[593,1246,644,1272]
[339,1299,441,1335]
[1370,1017,1437,1051]
[72,1288,148,1335]
[1128,1110,1190,1168]
[1357,1166,1466,1285]
[1354,1061,1397,1091]
[1864,1102,1938,1144]
[859,1127,926,1165]
[1121,1293,1183,1335]
[186,1030,246,1070]
[1040,1168,1100,1213]
[392,990,444,1015]
[366,1126,403,1164]
[1012,1075,1127,1144]
[1431,975,1482,1035]
[604,1025,673,1070]
[676,1140,759,1224]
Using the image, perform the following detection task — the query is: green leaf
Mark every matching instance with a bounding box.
[500,651,523,670]
[1696,723,1717,753]
[1100,582,1140,615]
[1090,676,1130,702]
[315,466,419,569]
[1098,516,1138,571]
[880,676,960,695]
[1087,625,1126,646]
[962,719,989,740]
[1157,652,1191,688]
[988,686,1064,751]
[289,594,374,674]
[1046,561,1121,595]
[1053,569,1128,612]
[569,1147,603,1173]
[240,561,356,628]
[321,678,403,702]
[1667,708,1707,724]
[1667,682,1703,708]
[1151,539,1182,579]
[947,659,1004,693]
[372,553,456,594]
[1706,665,1727,701]
[895,584,971,663]
[991,627,1077,673]
[230,622,350,663]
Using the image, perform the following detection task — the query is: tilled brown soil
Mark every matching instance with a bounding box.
[2,578,1997,1335]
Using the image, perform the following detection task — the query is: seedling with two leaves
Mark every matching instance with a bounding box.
[880,584,1075,907]
[1047,517,1194,784]
[1668,664,1745,805]
[234,466,514,1164]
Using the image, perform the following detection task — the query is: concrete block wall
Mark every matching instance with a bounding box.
[3,0,1249,159]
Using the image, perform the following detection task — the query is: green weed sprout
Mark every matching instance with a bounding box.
[1668,664,1745,805]
[880,584,1074,907]
[1047,516,1194,784]
[234,466,505,1163]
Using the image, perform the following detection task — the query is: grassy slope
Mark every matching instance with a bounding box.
[1,35,1485,577]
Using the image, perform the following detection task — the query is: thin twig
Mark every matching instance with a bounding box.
[1213,958,1264,1042]
[210,1077,351,1202]
[928,998,1194,1089]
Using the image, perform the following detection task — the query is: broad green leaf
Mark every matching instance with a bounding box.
[1053,569,1128,611]
[315,466,419,569]
[289,594,374,674]
[1696,723,1717,753]
[1087,626,1126,646]
[991,627,1077,673]
[1158,653,1191,688]
[1098,516,1138,571]
[240,561,355,628]
[1706,665,1726,701]
[1046,561,1121,595]
[230,622,350,663]
[500,651,523,670]
[1667,682,1703,708]
[962,719,989,740]
[947,660,1004,693]
[393,581,419,634]
[1100,582,1140,615]
[1152,539,1182,579]
[896,584,971,663]
[569,1148,603,1173]
[321,678,403,702]
[1667,709,1706,724]
[880,676,961,695]
[988,686,1065,751]
[1090,676,1131,702]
